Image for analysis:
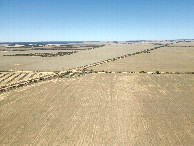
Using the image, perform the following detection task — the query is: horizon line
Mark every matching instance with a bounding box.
[1,39,194,43]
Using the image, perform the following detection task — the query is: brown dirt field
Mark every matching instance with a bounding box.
[90,47,194,72]
[0,73,194,145]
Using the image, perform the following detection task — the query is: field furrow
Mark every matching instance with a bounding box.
[0,74,193,145]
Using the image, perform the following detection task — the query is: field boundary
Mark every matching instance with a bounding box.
[85,71,194,74]
[1,69,194,93]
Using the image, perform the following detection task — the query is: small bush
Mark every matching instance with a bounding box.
[139,71,146,73]
[155,71,160,74]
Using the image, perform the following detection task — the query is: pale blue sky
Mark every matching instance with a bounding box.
[0,0,194,42]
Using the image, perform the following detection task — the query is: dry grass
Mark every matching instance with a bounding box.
[0,73,194,145]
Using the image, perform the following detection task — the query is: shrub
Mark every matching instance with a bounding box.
[139,71,146,73]
[155,71,160,74]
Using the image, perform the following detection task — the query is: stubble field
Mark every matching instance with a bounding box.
[0,73,194,145]
[90,46,194,72]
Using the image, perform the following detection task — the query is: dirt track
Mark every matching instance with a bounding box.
[1,74,194,145]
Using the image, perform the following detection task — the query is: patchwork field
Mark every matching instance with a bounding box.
[0,73,194,145]
[0,42,159,71]
[90,46,194,72]
[0,41,194,145]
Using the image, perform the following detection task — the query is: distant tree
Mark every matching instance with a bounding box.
[139,71,146,73]
[155,71,160,74]
[113,41,118,44]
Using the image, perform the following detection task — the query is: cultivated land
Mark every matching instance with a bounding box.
[0,40,194,145]
[90,46,194,72]
[0,74,194,145]
[0,42,159,71]
[0,71,55,89]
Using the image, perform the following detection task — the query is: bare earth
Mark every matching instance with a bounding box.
[0,74,194,145]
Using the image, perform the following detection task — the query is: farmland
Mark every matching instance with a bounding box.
[0,41,194,145]
[90,46,194,72]
[0,71,55,91]
[0,42,159,71]
[0,73,194,145]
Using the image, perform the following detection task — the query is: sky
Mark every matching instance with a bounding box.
[0,0,194,42]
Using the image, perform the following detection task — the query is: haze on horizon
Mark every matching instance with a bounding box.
[0,0,194,42]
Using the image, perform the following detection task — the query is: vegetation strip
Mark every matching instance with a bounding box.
[85,71,194,74]
[4,51,78,57]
